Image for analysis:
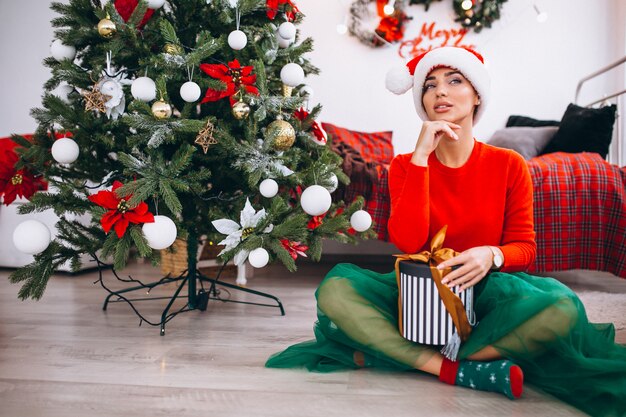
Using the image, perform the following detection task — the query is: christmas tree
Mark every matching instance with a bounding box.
[5,0,374,302]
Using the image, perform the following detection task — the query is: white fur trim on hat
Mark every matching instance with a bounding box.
[386,47,490,125]
[385,65,413,95]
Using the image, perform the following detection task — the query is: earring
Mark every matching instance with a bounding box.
[477,100,481,105]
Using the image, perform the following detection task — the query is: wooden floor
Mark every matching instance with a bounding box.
[1,257,624,417]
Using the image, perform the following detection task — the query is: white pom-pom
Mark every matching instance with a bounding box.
[50,40,76,62]
[278,22,296,40]
[259,178,278,198]
[13,220,51,255]
[385,65,414,95]
[300,185,332,216]
[142,215,177,250]
[51,137,79,164]
[350,210,372,232]
[228,30,247,50]
[147,0,166,9]
[131,77,157,102]
[280,63,305,87]
[179,81,201,102]
[248,247,269,268]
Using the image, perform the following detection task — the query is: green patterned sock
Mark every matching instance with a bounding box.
[440,358,524,400]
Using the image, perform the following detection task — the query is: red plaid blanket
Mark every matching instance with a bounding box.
[526,152,626,278]
[347,152,626,278]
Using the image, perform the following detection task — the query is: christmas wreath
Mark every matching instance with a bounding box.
[348,0,412,47]
[452,0,508,33]
[348,0,507,47]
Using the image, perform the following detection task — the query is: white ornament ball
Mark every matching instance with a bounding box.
[259,178,279,198]
[50,40,76,61]
[326,173,338,193]
[299,85,314,100]
[278,22,296,40]
[277,34,294,48]
[228,29,248,50]
[51,137,79,164]
[248,247,269,268]
[142,215,177,250]
[280,63,305,87]
[300,185,332,216]
[147,0,166,8]
[179,81,201,102]
[350,210,372,232]
[131,76,157,102]
[52,83,74,103]
[13,220,51,255]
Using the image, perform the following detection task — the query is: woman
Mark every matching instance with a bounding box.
[266,47,626,416]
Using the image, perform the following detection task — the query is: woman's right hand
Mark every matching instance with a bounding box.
[410,121,461,166]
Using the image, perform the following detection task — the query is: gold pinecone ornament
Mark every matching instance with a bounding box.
[265,116,296,151]
[97,15,117,38]
[232,100,251,120]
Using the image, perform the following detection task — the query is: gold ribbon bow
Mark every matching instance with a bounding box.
[394,225,473,343]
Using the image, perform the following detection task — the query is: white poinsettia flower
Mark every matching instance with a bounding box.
[211,198,273,265]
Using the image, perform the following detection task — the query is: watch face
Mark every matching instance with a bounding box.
[494,255,503,268]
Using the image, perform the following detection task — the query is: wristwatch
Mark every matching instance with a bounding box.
[488,246,504,270]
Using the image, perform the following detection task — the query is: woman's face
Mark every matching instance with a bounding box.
[421,66,480,125]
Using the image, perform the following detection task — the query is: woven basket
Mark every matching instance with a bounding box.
[160,238,188,277]
[160,239,237,279]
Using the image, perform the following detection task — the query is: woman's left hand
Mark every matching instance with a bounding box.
[437,246,493,291]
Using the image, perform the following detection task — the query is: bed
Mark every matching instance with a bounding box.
[324,55,626,279]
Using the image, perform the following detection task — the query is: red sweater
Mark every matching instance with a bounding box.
[388,140,536,272]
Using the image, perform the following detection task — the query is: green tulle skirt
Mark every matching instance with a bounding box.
[266,263,626,417]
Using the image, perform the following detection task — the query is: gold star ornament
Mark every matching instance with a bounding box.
[194,120,218,154]
[82,85,111,114]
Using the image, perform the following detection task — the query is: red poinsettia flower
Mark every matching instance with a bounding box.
[0,139,47,206]
[288,185,303,208]
[294,107,327,145]
[114,0,155,28]
[280,239,308,260]
[199,59,259,106]
[307,214,324,230]
[87,180,154,238]
[266,0,299,21]
[306,207,355,235]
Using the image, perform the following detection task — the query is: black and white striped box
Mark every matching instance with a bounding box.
[398,261,475,346]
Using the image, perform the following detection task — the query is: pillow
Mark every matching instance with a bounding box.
[488,126,559,160]
[321,122,394,165]
[506,115,560,128]
[540,103,617,159]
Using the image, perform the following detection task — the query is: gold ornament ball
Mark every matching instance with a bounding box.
[97,18,117,38]
[151,100,173,119]
[164,43,183,55]
[266,119,296,151]
[232,101,251,120]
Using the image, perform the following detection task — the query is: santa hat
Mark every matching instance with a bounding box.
[385,46,490,125]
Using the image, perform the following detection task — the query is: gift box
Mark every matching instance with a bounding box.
[394,225,476,360]
[398,260,475,346]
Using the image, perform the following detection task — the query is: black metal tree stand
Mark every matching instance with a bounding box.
[96,229,285,335]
